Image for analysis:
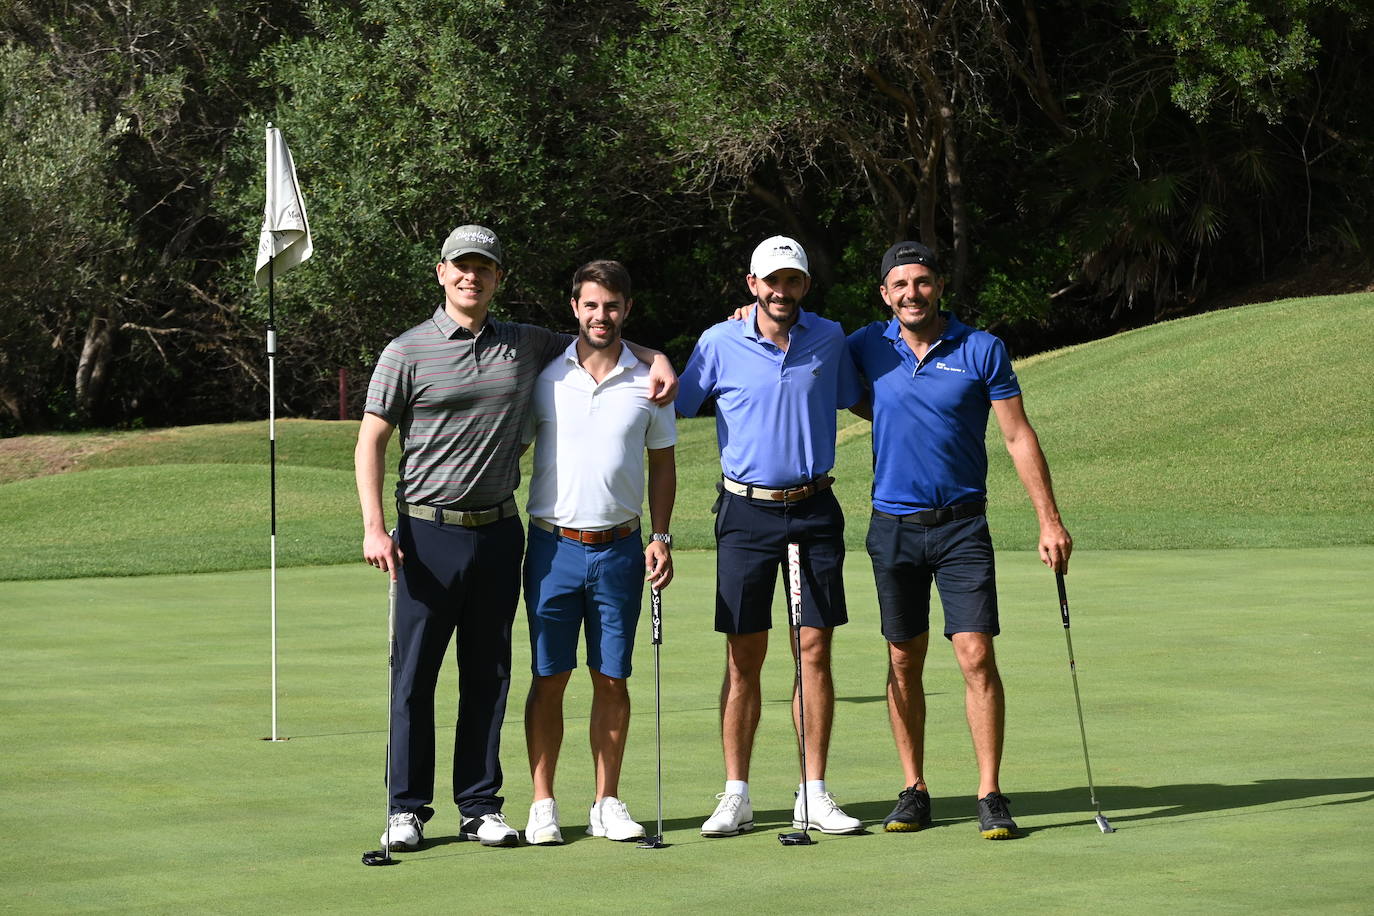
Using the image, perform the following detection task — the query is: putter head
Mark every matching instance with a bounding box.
[361,849,398,866]
[635,835,668,849]
[778,830,815,846]
[1095,814,1116,834]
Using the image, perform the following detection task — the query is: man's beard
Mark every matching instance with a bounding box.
[580,324,620,349]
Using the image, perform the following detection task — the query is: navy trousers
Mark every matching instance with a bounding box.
[389,512,523,818]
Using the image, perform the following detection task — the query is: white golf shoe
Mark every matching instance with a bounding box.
[460,812,520,847]
[588,796,646,841]
[700,792,753,837]
[379,811,423,851]
[525,798,563,845]
[793,790,864,834]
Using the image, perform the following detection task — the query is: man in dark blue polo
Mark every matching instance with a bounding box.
[847,241,1073,840]
[676,236,865,838]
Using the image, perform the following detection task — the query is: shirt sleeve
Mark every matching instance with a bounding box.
[984,336,1022,401]
[673,331,718,418]
[363,338,411,426]
[646,402,677,449]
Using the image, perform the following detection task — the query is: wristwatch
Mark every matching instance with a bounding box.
[650,532,673,548]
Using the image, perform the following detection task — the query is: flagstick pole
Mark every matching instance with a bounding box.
[268,253,281,742]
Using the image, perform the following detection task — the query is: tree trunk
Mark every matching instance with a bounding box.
[941,105,969,303]
[75,303,114,420]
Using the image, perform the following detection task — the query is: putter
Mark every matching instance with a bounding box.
[778,542,815,847]
[636,586,669,849]
[1056,572,1116,834]
[362,571,402,865]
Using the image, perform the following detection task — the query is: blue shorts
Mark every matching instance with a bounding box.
[523,523,644,678]
[865,512,999,642]
[714,488,848,634]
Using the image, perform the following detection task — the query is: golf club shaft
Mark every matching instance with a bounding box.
[1057,572,1101,811]
[651,587,663,839]
[787,543,810,830]
[384,555,397,860]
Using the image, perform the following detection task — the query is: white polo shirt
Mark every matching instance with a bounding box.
[525,340,677,529]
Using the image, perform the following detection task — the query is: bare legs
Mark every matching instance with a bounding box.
[720,626,835,782]
[887,630,1004,796]
[526,668,631,801]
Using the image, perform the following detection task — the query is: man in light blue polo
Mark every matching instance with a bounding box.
[676,236,865,838]
[848,241,1073,840]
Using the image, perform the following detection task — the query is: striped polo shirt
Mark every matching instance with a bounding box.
[364,306,568,509]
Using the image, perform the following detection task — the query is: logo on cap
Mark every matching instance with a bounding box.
[456,229,496,246]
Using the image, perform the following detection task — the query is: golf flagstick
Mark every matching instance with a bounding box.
[779,542,815,846]
[362,567,401,865]
[255,122,312,743]
[1056,572,1115,834]
[637,587,668,849]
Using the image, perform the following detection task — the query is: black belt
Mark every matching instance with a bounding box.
[873,502,986,527]
[398,496,518,527]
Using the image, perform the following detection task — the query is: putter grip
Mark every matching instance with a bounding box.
[650,587,663,645]
[787,542,802,628]
[1056,572,1070,629]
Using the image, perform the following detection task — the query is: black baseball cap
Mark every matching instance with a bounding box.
[880,241,940,283]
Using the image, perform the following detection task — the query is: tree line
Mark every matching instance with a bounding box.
[2,0,1369,433]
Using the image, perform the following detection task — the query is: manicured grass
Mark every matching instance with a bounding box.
[2,548,1370,912]
[2,294,1369,580]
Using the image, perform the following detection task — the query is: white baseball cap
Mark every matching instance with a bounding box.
[749,235,809,279]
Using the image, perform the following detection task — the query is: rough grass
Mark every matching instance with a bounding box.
[1,293,1369,580]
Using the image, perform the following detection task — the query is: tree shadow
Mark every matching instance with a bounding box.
[839,775,1374,832]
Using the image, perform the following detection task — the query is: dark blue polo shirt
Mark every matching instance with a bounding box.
[847,313,1020,513]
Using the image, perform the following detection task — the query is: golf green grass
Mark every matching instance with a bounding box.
[3,549,1370,912]
[1,294,1370,911]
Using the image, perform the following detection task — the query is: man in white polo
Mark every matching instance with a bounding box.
[520,260,677,845]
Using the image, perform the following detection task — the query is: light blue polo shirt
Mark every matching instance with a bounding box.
[676,309,862,488]
[847,313,1020,514]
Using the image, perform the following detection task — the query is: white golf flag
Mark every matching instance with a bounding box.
[254,123,313,288]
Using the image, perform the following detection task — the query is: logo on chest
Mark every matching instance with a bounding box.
[933,361,965,374]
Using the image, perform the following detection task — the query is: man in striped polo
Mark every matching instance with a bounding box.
[676,236,867,838]
[356,226,676,851]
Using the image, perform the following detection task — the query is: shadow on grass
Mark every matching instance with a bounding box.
[838,776,1374,832]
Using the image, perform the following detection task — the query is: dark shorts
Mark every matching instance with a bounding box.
[714,488,848,634]
[865,512,999,642]
[523,524,643,679]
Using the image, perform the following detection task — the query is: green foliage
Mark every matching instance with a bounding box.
[0,43,127,429]
[1129,0,1320,120]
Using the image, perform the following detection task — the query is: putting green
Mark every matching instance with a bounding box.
[3,548,1370,912]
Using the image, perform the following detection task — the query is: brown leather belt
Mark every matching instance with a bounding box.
[398,496,517,527]
[531,516,640,545]
[722,475,834,504]
[872,502,986,527]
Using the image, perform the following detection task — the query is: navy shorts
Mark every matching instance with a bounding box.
[714,488,848,634]
[523,524,644,679]
[865,512,999,642]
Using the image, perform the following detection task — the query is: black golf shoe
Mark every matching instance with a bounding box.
[977,792,1023,839]
[882,785,932,832]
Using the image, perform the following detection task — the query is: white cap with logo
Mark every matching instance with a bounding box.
[749,235,809,279]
